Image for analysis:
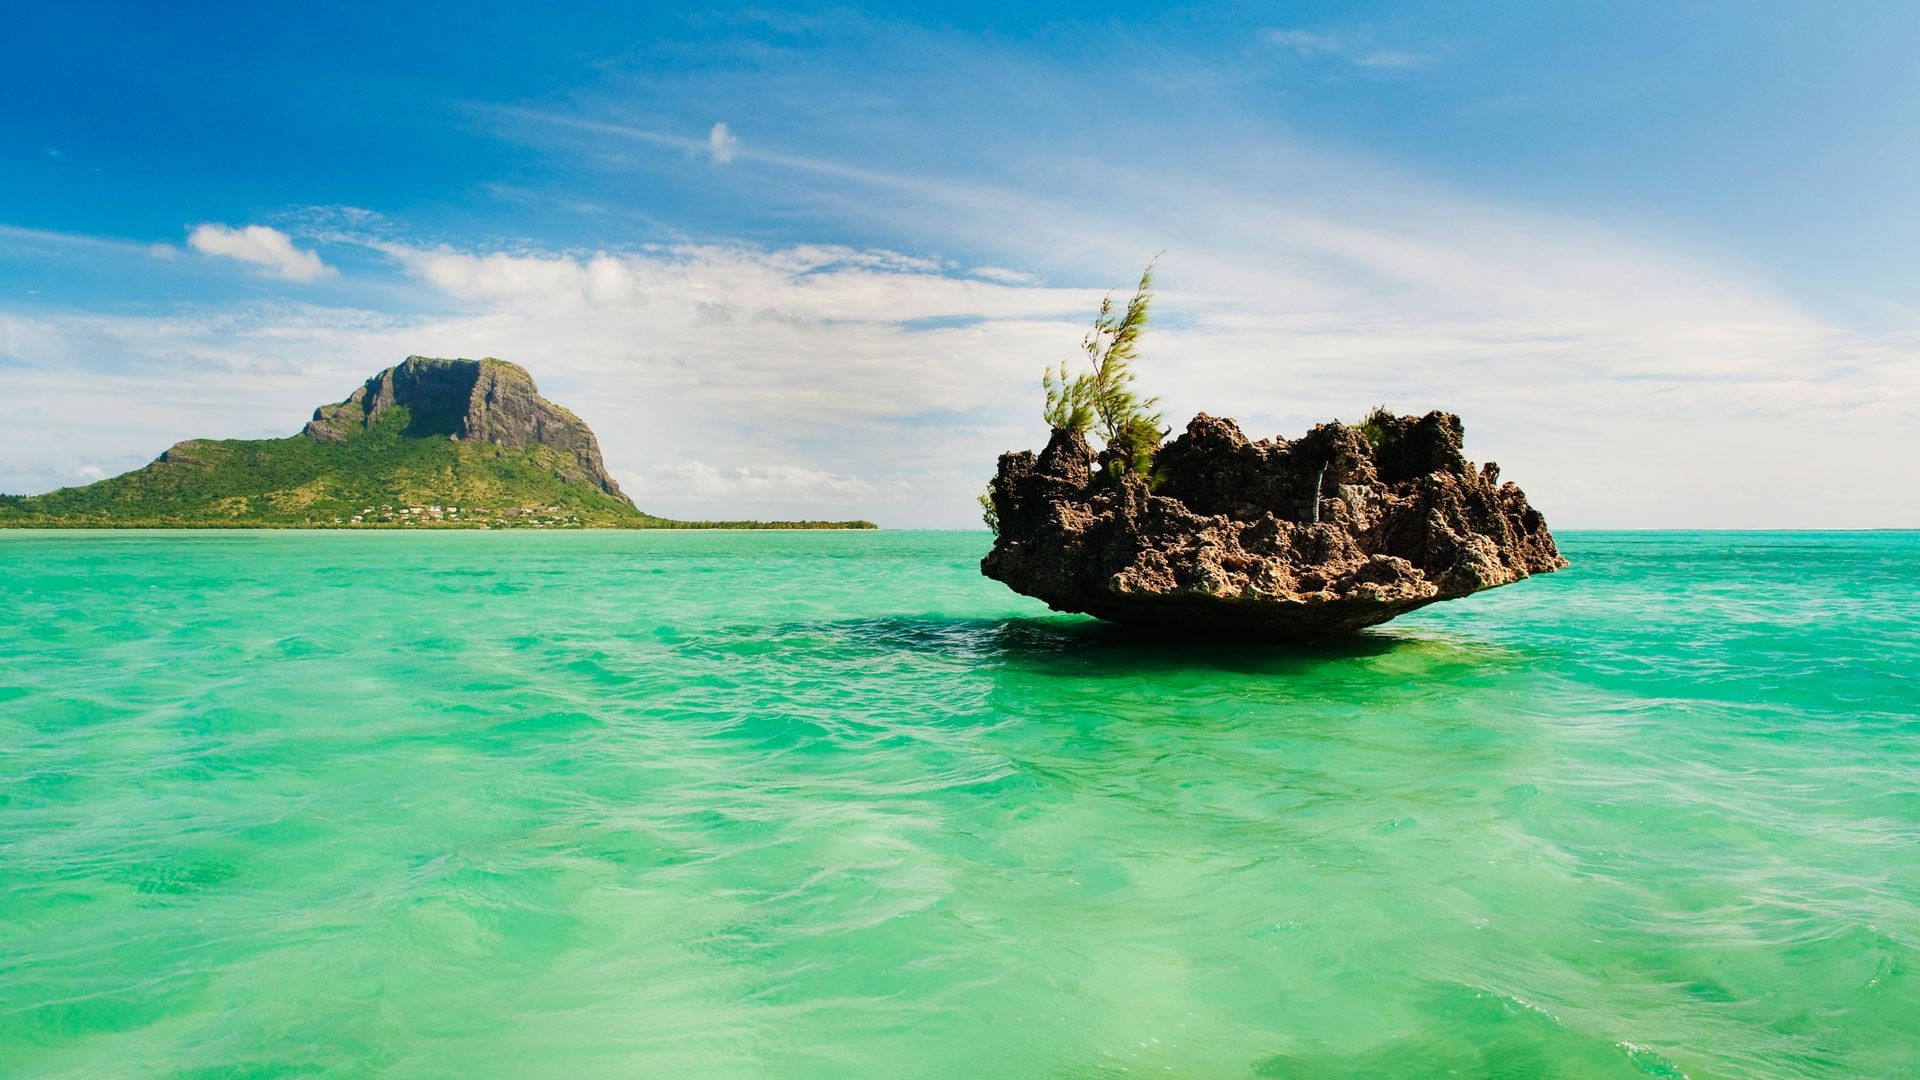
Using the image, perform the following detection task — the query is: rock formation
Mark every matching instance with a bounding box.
[304,355,628,502]
[981,411,1565,639]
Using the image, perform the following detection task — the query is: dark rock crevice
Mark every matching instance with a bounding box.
[982,412,1565,639]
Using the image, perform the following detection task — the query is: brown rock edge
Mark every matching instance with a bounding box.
[982,411,1566,639]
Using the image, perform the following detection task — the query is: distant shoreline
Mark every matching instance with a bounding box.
[0,521,879,531]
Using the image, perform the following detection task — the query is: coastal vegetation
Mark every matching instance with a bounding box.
[1041,261,1166,476]
[1354,405,1397,450]
[982,261,1168,532]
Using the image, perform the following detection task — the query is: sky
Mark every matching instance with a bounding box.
[3,1,1916,528]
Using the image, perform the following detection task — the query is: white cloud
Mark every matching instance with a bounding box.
[374,240,1078,325]
[708,122,739,164]
[385,246,643,309]
[187,223,335,282]
[970,266,1039,285]
[1355,49,1424,69]
[630,461,877,500]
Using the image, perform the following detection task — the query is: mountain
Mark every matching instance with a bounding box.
[0,356,875,530]
[302,356,630,501]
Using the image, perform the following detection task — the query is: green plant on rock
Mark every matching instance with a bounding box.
[1356,405,1396,449]
[1042,261,1166,476]
[978,477,1000,536]
[1041,360,1094,435]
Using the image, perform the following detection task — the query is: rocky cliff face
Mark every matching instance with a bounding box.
[304,356,630,504]
[982,412,1565,639]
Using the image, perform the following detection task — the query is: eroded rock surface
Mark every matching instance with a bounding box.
[982,412,1565,639]
[304,355,628,502]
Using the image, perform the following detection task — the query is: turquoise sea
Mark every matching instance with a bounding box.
[1,530,1915,1079]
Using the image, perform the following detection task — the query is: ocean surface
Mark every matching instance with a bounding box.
[1,530,1915,1079]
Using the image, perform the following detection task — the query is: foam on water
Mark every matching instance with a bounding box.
[1,530,1916,1078]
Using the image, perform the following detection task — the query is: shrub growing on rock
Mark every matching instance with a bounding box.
[1041,261,1166,477]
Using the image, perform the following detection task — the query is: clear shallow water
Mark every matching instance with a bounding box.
[1,530,1915,1079]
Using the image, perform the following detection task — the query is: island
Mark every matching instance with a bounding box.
[978,261,1562,638]
[983,410,1565,639]
[0,356,876,530]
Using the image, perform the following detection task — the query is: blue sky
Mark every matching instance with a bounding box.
[4,1,1916,525]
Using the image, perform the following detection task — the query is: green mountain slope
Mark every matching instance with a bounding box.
[2,407,645,527]
[1,357,876,530]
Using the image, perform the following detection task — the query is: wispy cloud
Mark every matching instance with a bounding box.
[1354,49,1424,70]
[1264,29,1339,54]
[1263,27,1428,70]
[627,461,878,501]
[187,223,335,282]
[487,106,993,205]
[970,266,1040,285]
[0,222,177,260]
[708,121,739,164]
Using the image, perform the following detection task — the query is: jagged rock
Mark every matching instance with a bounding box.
[981,412,1565,639]
[157,440,212,467]
[304,355,628,502]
